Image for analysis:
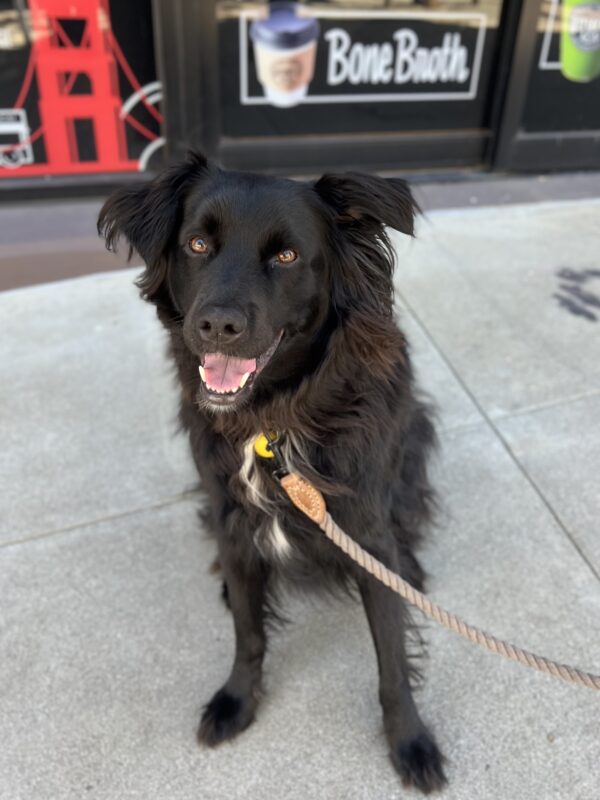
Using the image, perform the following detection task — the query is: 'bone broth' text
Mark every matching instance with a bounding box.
[325,28,471,86]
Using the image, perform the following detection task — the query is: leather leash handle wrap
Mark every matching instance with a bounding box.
[279,472,600,692]
[280,474,326,526]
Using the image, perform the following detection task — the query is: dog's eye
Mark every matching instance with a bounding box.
[276,248,298,265]
[188,236,208,254]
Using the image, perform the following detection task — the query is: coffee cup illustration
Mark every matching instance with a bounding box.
[250,2,320,107]
[560,0,600,82]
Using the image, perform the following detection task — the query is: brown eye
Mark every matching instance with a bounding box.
[188,236,208,254]
[276,248,298,265]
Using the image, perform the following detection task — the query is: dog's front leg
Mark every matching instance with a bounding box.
[198,541,267,747]
[358,546,447,794]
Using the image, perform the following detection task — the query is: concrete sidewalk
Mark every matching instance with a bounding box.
[1,199,599,800]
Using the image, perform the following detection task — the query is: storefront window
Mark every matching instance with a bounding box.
[217,0,505,137]
[522,0,600,131]
[0,0,162,178]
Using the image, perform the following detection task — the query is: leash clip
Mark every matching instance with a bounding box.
[254,430,288,480]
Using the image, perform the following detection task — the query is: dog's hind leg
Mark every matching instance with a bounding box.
[198,546,268,747]
[358,544,446,794]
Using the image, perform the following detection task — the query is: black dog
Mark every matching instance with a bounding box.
[98,152,446,793]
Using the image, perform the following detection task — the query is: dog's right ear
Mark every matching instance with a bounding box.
[97,151,208,308]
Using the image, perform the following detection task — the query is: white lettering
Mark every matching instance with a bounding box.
[325,27,472,88]
[377,43,394,83]
[446,33,470,83]
[325,28,351,85]
[393,29,470,84]
[348,42,365,84]
[326,29,399,85]
[394,29,418,84]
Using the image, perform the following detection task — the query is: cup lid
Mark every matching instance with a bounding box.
[250,2,320,49]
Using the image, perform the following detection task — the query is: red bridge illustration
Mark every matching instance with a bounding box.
[0,0,163,176]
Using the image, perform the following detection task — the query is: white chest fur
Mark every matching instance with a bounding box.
[238,439,292,559]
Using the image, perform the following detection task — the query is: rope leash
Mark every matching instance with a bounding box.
[255,433,600,691]
[281,473,600,690]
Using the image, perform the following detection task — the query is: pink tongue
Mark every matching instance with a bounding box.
[203,353,256,392]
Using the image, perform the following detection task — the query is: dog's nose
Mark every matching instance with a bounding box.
[198,305,248,345]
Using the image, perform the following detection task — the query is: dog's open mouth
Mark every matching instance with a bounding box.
[198,331,283,406]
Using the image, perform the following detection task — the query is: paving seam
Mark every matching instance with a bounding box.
[0,489,201,552]
[396,290,600,586]
[489,387,600,424]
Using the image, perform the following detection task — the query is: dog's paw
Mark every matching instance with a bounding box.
[390,732,447,794]
[197,688,256,747]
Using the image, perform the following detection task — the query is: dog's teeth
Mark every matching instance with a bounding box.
[199,365,206,382]
[239,372,251,388]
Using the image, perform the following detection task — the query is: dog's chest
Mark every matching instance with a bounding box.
[237,438,292,560]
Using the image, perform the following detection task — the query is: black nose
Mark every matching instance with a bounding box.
[198,305,248,345]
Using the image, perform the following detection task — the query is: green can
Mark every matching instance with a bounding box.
[560,0,600,82]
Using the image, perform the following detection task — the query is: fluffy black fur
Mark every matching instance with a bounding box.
[98,152,446,793]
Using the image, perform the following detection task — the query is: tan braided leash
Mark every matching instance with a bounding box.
[279,473,600,691]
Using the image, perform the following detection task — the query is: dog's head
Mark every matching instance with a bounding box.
[98,152,416,413]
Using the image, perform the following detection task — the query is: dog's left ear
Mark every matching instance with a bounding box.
[313,173,417,374]
[313,172,418,236]
[313,172,418,320]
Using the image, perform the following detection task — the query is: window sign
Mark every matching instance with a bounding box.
[524,0,600,131]
[218,1,504,138]
[240,3,487,106]
[539,0,600,82]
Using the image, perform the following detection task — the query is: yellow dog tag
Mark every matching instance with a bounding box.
[254,431,278,459]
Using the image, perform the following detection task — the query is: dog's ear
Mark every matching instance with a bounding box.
[313,172,418,321]
[313,172,418,237]
[97,151,209,312]
[312,173,418,374]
